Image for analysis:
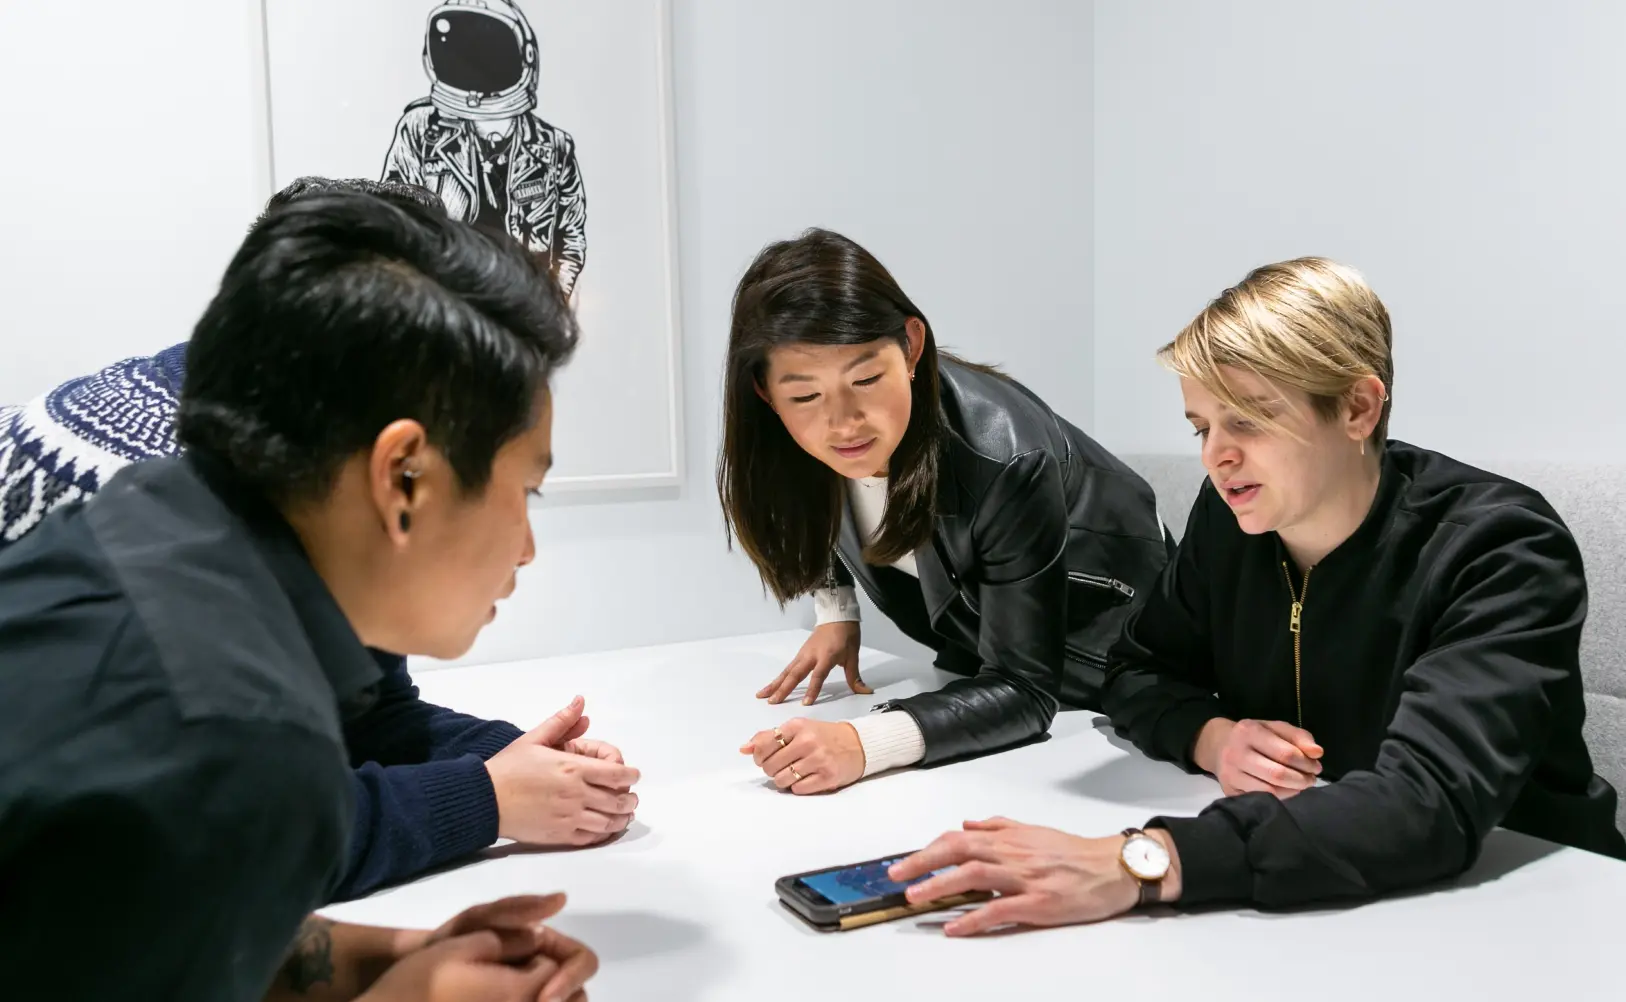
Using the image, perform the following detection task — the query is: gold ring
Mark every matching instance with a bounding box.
[791,766,803,781]
[774,729,787,749]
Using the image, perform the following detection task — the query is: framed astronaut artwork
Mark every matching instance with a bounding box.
[260,0,682,492]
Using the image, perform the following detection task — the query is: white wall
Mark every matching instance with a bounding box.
[1093,0,1626,465]
[667,0,1095,427]
[0,1,1093,667]
[0,0,271,404]
[629,0,1093,667]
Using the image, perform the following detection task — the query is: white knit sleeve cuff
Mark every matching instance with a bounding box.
[812,585,861,625]
[847,711,926,778]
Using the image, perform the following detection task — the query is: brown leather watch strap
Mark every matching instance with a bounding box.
[1137,872,1161,908]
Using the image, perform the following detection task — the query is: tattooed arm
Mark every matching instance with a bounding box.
[262,896,597,1002]
[262,916,402,1002]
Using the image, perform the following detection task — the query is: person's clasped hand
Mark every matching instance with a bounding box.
[887,817,1183,936]
[739,717,866,794]
[364,894,597,1002]
[1193,717,1323,798]
[485,696,642,846]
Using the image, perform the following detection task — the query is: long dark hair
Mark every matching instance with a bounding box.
[717,228,949,604]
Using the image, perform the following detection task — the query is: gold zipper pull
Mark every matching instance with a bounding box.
[1289,601,1302,634]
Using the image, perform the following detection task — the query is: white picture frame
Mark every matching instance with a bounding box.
[251,0,683,493]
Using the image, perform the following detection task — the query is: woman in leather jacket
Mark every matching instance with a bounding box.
[722,228,1170,795]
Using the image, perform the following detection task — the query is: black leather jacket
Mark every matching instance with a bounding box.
[834,359,1170,765]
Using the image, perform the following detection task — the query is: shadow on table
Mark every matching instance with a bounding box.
[767,897,998,939]
[330,822,659,901]
[476,819,657,861]
[772,658,937,707]
[1090,716,1141,754]
[547,909,710,962]
[1051,718,1217,808]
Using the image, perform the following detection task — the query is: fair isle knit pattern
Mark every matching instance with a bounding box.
[0,344,188,544]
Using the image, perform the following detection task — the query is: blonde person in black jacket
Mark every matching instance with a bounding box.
[889,257,1624,936]
[721,229,1169,795]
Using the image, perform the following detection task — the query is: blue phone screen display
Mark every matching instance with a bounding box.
[796,858,950,905]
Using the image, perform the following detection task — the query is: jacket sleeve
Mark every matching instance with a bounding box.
[333,754,501,901]
[1152,503,1592,909]
[888,450,1064,765]
[333,652,522,900]
[1101,485,1225,769]
[381,112,425,187]
[551,130,588,295]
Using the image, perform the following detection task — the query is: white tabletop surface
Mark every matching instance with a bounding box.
[322,631,1624,1001]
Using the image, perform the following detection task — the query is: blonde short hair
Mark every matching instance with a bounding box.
[1159,257,1394,445]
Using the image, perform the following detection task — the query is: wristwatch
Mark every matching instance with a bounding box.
[1119,827,1172,907]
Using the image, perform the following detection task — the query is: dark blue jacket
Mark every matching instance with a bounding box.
[344,652,522,899]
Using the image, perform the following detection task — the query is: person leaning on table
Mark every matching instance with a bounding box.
[890,257,1626,933]
[0,175,640,902]
[0,191,599,1000]
[723,228,1170,795]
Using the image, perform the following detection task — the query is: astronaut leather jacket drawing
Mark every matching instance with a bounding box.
[383,0,588,295]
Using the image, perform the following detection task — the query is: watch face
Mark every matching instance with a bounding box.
[1122,835,1171,881]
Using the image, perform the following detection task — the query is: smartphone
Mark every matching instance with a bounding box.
[775,852,992,932]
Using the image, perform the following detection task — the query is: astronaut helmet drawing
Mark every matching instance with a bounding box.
[423,0,538,122]
[384,0,589,297]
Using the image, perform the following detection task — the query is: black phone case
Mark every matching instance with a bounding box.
[773,850,923,929]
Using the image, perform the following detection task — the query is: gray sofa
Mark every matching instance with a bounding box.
[1124,454,1626,834]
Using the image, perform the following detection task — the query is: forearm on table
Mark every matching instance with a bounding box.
[336,756,500,901]
[263,916,409,1002]
[847,710,926,776]
[899,672,1056,765]
[1099,661,1225,772]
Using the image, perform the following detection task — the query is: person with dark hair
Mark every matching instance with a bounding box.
[0,190,608,1000]
[0,177,639,902]
[728,228,1171,794]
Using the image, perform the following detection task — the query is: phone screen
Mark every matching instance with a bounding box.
[795,857,951,906]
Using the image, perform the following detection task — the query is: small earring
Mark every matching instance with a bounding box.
[1360,440,1366,457]
[399,511,412,533]
[909,370,916,382]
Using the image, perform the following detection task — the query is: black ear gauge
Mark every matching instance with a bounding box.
[398,469,419,533]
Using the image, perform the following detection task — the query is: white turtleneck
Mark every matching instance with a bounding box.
[811,476,927,777]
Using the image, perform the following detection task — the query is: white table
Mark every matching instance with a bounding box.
[323,631,1624,1001]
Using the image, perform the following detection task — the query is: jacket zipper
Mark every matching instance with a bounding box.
[1068,571,1136,601]
[1063,644,1109,669]
[1281,562,1312,727]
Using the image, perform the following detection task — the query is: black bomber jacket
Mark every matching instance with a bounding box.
[1103,441,1626,908]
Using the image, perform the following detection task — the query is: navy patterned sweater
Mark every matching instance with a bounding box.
[0,344,523,900]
